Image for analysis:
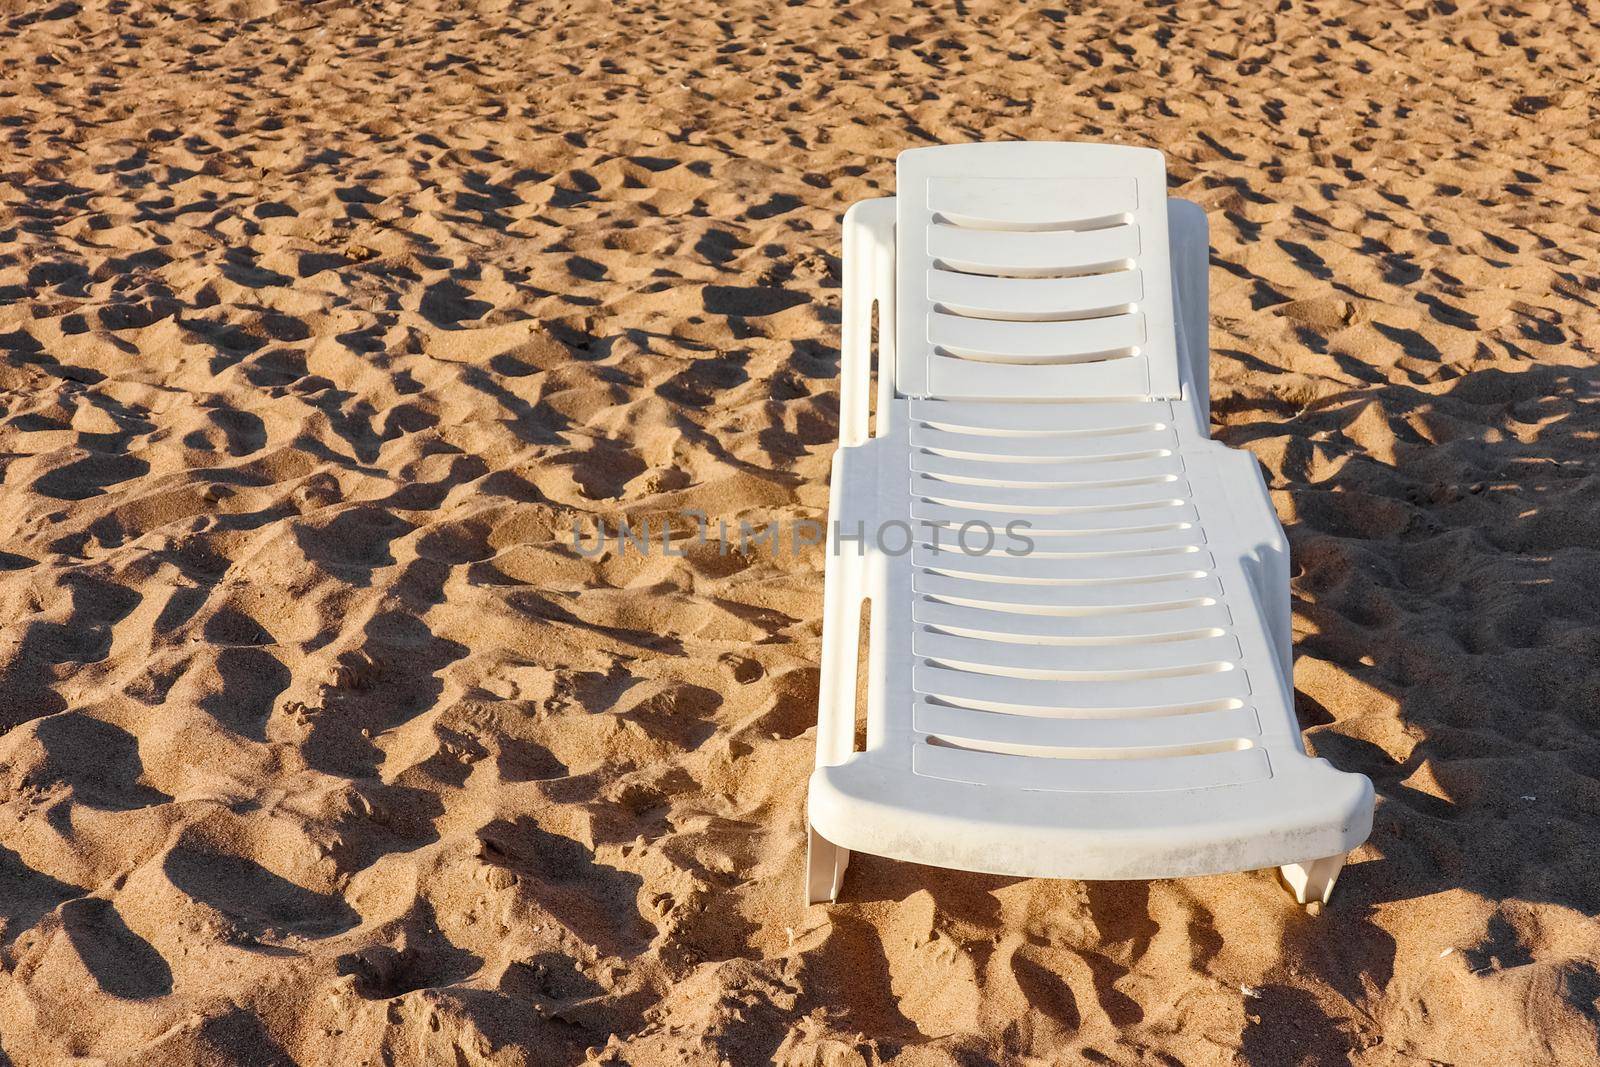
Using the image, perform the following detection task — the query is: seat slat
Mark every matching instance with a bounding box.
[911,473,1188,511]
[927,355,1154,400]
[910,398,1171,434]
[912,452,1181,486]
[915,630,1241,673]
[912,742,1271,792]
[911,499,1199,533]
[930,312,1144,365]
[914,597,1233,639]
[914,701,1261,751]
[915,571,1223,611]
[913,662,1252,713]
[910,423,1177,459]
[990,527,1206,555]
[913,546,1212,583]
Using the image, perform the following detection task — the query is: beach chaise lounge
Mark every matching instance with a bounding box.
[806,142,1374,907]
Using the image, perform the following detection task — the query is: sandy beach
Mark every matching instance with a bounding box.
[1,0,1598,1062]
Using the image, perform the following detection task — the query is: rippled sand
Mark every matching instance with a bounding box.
[0,0,1597,1063]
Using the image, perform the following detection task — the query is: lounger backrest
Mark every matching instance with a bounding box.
[895,142,1183,402]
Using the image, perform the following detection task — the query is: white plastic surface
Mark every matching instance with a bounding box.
[807,143,1374,905]
[895,142,1180,402]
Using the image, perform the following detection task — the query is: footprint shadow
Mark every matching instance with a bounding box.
[335,900,482,999]
[199,646,291,741]
[164,837,359,940]
[476,818,651,958]
[0,844,83,948]
[60,898,173,1000]
[34,713,172,812]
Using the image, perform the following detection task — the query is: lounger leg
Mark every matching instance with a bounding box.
[1280,854,1347,906]
[806,824,850,905]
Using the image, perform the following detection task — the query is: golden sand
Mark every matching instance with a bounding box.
[0,0,1597,1063]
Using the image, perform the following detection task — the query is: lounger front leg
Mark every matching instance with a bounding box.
[806,825,849,905]
[1280,854,1347,906]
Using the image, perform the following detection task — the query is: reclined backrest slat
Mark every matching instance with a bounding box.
[927,175,1139,230]
[926,268,1143,321]
[897,143,1181,402]
[927,224,1139,278]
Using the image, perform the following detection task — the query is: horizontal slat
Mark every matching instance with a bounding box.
[914,546,1212,583]
[911,500,1199,533]
[914,572,1223,613]
[927,223,1140,278]
[911,473,1188,511]
[928,268,1143,321]
[912,452,1180,485]
[914,597,1233,639]
[928,355,1153,401]
[926,176,1138,231]
[914,701,1261,751]
[997,527,1206,555]
[915,631,1241,674]
[914,662,1252,713]
[910,398,1171,434]
[916,526,1204,558]
[910,423,1177,459]
[912,741,1271,792]
[930,312,1144,365]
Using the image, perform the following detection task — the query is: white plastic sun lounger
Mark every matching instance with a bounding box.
[807,142,1373,907]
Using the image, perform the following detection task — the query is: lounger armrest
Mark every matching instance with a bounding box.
[819,197,895,767]
[1168,198,1211,436]
[840,198,896,444]
[814,435,884,767]
[1214,444,1293,708]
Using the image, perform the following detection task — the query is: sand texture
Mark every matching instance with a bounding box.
[1,0,1598,1063]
